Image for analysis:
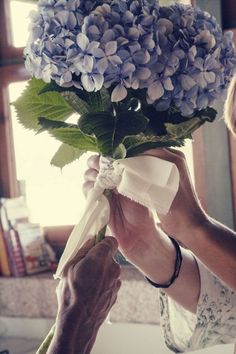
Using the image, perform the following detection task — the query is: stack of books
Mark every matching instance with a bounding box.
[0,196,56,277]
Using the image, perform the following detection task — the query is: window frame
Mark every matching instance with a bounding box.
[0,64,26,198]
[0,0,24,64]
[227,28,236,228]
[193,0,236,230]
[0,0,235,246]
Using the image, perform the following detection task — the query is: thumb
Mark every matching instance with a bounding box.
[62,237,95,277]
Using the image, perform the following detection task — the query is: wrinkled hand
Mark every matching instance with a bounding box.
[53,237,121,354]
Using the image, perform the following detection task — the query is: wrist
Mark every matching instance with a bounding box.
[145,237,182,288]
[50,320,97,354]
[73,325,97,354]
[48,334,74,354]
[173,211,211,249]
[179,213,212,247]
[52,305,96,354]
[128,228,177,284]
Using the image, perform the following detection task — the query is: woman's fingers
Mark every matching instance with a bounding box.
[87,154,100,170]
[83,156,99,198]
[83,168,98,197]
[84,168,98,182]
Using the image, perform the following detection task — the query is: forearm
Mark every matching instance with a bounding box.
[47,312,96,354]
[182,216,236,291]
[130,229,200,313]
[47,332,75,354]
[164,248,200,313]
[47,327,97,354]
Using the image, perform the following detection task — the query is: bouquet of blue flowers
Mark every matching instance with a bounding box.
[13,0,236,352]
[14,0,236,169]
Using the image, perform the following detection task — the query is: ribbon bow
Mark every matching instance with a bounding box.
[55,155,179,279]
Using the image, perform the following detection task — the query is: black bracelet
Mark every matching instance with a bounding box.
[145,237,182,289]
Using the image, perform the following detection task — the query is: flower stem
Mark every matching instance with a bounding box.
[36,324,56,354]
[95,189,112,244]
[95,224,107,243]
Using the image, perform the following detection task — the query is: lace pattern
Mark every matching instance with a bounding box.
[159,258,236,352]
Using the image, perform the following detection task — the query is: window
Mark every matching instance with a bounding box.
[9,81,91,226]
[10,1,37,48]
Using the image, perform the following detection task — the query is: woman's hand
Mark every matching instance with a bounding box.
[83,155,160,257]
[82,154,201,312]
[141,148,208,244]
[49,237,121,354]
[142,149,236,290]
[83,155,177,284]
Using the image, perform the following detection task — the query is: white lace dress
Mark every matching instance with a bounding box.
[159,258,236,353]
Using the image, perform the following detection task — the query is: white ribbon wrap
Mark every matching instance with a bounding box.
[54,155,179,279]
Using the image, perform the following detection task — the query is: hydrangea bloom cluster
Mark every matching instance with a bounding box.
[25,0,236,116]
[152,4,236,115]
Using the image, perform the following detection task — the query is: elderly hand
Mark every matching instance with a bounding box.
[49,237,121,354]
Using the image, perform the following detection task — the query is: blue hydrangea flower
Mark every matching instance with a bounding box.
[24,0,236,117]
[146,3,236,116]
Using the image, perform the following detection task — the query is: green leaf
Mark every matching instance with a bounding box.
[125,134,185,157]
[125,113,215,156]
[113,144,127,159]
[116,110,149,136]
[39,80,75,95]
[141,105,170,136]
[195,107,217,122]
[78,111,114,155]
[37,117,99,152]
[47,126,99,152]
[60,91,90,115]
[40,81,111,113]
[78,110,149,157]
[100,87,112,111]
[63,88,111,112]
[140,104,217,137]
[12,78,74,131]
[61,88,111,114]
[51,143,85,168]
[164,116,208,139]
[76,89,110,112]
[38,117,77,132]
